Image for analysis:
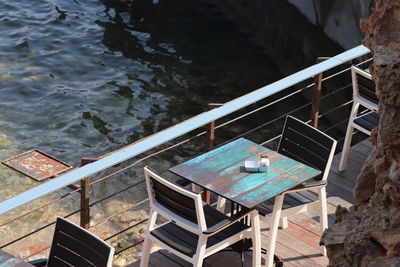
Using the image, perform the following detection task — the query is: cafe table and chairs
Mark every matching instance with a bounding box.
[169,131,324,267]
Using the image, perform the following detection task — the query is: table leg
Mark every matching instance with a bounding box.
[202,189,211,204]
[266,194,284,267]
[251,210,261,267]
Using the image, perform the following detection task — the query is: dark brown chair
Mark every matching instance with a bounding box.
[29,217,114,267]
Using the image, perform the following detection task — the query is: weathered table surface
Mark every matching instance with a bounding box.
[169,138,321,209]
[0,249,34,267]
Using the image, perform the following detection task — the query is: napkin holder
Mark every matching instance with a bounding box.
[244,156,269,173]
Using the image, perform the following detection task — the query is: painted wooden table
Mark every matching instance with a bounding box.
[169,138,321,209]
[0,249,34,267]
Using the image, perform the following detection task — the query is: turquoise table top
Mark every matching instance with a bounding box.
[0,249,34,267]
[169,138,321,209]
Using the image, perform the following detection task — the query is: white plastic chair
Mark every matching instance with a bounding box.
[259,116,337,266]
[339,65,378,171]
[140,166,261,267]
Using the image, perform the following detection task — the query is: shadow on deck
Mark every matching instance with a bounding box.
[130,140,371,267]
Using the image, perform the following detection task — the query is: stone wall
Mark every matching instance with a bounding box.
[288,0,372,49]
[321,0,400,265]
[214,0,343,75]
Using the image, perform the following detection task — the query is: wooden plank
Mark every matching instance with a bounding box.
[270,242,319,267]
[288,214,323,236]
[275,231,328,266]
[258,198,294,213]
[286,191,314,204]
[331,149,368,182]
[352,140,373,156]
[282,222,322,249]
[157,250,195,267]
[259,222,325,267]
[326,196,353,209]
[283,200,336,228]
[205,250,250,267]
[326,181,355,204]
[328,172,356,194]
[129,259,156,267]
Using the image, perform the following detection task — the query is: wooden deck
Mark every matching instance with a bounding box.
[130,140,372,267]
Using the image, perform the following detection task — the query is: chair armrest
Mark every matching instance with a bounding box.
[28,258,48,266]
[176,178,191,187]
[257,180,327,216]
[287,180,327,193]
[297,180,326,188]
[203,208,252,236]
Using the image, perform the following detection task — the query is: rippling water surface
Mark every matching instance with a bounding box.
[0,0,288,253]
[0,0,283,167]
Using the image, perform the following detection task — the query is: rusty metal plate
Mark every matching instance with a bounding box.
[2,149,73,182]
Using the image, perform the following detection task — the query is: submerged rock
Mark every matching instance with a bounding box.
[0,132,12,148]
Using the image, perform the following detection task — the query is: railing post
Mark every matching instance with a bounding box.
[80,177,90,229]
[79,157,98,229]
[311,57,329,128]
[205,103,222,151]
[203,103,223,203]
[311,73,323,128]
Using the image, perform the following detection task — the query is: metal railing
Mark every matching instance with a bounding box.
[0,45,371,260]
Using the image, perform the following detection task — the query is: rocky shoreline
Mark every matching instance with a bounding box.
[321,0,400,265]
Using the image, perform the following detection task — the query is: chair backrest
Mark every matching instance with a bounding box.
[351,65,378,110]
[144,166,206,233]
[277,116,337,181]
[47,217,114,267]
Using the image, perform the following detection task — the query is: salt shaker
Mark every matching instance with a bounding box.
[260,154,269,172]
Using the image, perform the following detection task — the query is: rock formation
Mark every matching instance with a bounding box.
[214,0,343,75]
[321,0,400,266]
[288,0,373,50]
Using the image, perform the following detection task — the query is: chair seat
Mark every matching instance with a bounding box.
[353,111,379,132]
[151,205,250,257]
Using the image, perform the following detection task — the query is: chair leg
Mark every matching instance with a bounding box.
[279,217,288,229]
[193,237,207,267]
[216,197,227,213]
[339,101,359,172]
[140,235,153,267]
[319,187,328,256]
[140,210,157,267]
[338,124,354,171]
[266,194,284,267]
[251,210,261,267]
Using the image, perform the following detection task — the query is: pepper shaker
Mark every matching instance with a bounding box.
[260,154,269,167]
